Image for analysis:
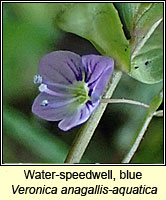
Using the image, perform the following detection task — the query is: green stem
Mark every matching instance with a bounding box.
[121,113,154,164]
[101,98,149,108]
[64,70,122,163]
[122,90,163,164]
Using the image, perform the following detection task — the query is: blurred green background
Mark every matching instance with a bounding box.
[3,3,163,164]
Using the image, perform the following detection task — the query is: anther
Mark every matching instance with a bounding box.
[34,75,42,84]
[39,84,47,92]
[41,100,48,106]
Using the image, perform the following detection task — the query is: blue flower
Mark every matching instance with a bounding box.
[32,51,114,131]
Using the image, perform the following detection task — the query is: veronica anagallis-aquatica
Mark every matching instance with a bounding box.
[32,51,114,131]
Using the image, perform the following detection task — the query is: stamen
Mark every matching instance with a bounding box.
[39,84,47,92]
[34,75,42,84]
[38,78,91,102]
[43,81,78,90]
[41,100,48,106]
[38,83,75,97]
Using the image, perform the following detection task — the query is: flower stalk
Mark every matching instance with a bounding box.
[101,98,149,108]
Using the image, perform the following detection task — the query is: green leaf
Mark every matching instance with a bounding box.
[55,3,130,72]
[130,19,163,84]
[115,3,163,83]
[115,3,152,37]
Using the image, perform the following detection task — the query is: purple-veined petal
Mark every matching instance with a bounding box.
[38,51,83,85]
[58,100,100,131]
[90,66,114,102]
[82,54,114,84]
[58,110,82,131]
[58,106,88,131]
[85,100,100,115]
[82,54,114,101]
[32,92,80,121]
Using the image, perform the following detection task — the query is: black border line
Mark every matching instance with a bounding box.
[1,0,165,167]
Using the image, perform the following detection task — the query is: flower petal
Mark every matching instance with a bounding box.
[58,107,89,131]
[82,54,114,84]
[58,101,99,131]
[38,51,83,85]
[90,66,114,102]
[32,92,79,121]
[82,55,114,101]
[58,110,81,131]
